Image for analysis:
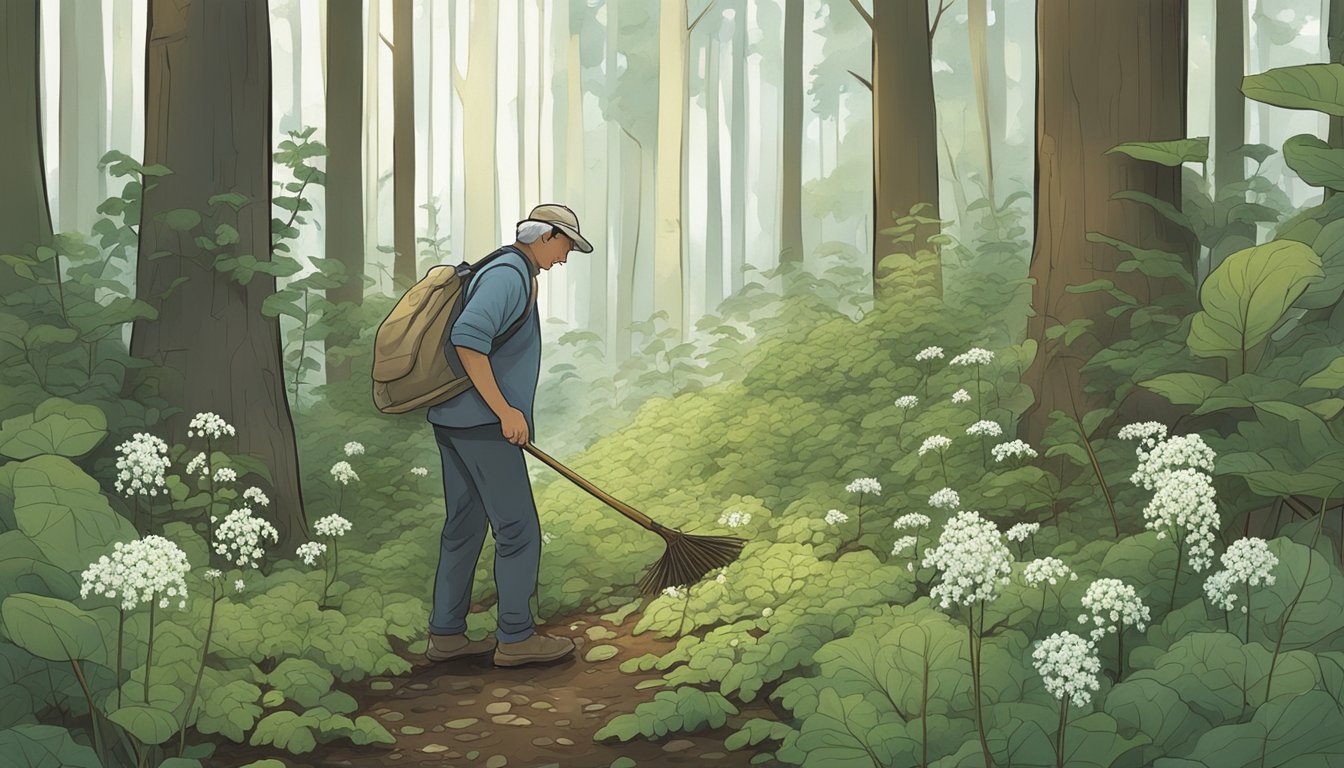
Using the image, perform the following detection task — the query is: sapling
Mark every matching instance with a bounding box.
[1032,631,1101,768]
[923,510,1013,768]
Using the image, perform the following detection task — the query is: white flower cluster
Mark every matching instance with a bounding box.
[824,509,849,525]
[1006,522,1040,542]
[891,536,917,556]
[846,477,882,495]
[951,389,972,404]
[1204,537,1278,613]
[1131,434,1216,490]
[314,513,353,538]
[928,488,960,510]
[235,579,246,593]
[894,395,919,409]
[344,441,365,457]
[894,512,932,530]
[950,348,994,367]
[991,440,1039,462]
[718,510,752,528]
[214,507,279,569]
[714,568,728,584]
[296,541,327,566]
[1022,557,1078,587]
[185,452,208,477]
[330,461,360,485]
[966,420,1003,437]
[243,487,270,507]
[80,536,191,611]
[1141,467,1219,571]
[662,585,684,599]
[922,511,1014,609]
[1032,631,1101,707]
[187,412,235,440]
[411,466,429,477]
[213,467,238,484]
[113,433,170,497]
[1117,421,1168,453]
[915,346,945,362]
[919,435,952,456]
[204,569,223,581]
[542,531,555,545]
[1078,578,1150,642]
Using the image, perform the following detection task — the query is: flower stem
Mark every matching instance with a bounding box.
[1169,536,1184,613]
[1266,494,1331,701]
[116,609,125,709]
[177,586,220,756]
[144,601,157,703]
[68,658,106,760]
[1055,695,1069,768]
[1116,621,1125,680]
[969,602,993,768]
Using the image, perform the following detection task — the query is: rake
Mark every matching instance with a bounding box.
[522,442,748,595]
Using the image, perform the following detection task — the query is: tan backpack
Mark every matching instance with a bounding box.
[371,246,534,414]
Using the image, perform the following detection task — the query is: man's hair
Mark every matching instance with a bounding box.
[516,220,559,244]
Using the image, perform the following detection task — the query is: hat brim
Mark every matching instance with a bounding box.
[523,218,593,253]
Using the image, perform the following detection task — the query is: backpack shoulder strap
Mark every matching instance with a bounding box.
[460,246,535,348]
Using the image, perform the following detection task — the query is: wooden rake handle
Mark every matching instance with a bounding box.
[522,442,658,531]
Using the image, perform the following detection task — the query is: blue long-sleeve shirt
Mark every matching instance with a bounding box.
[426,248,541,437]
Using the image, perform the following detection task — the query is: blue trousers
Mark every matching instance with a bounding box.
[428,423,539,643]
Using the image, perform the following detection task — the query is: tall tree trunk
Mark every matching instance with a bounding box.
[987,0,1006,145]
[1020,0,1190,447]
[0,0,53,255]
[130,0,307,549]
[282,0,303,133]
[968,0,996,204]
[392,0,415,284]
[730,2,747,297]
[59,0,107,234]
[780,0,804,265]
[705,34,725,310]
[567,11,598,333]
[364,0,381,278]
[110,0,135,156]
[455,0,500,262]
[605,0,625,359]
[325,0,364,385]
[861,0,941,300]
[1328,0,1344,149]
[654,0,689,336]
[1214,0,1251,267]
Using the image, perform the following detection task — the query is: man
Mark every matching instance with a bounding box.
[424,204,594,667]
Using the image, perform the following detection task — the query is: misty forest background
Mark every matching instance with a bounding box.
[3,0,1344,767]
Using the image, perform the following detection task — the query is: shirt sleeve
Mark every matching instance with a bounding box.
[450,263,528,355]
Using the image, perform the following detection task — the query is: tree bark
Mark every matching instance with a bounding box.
[654,0,689,337]
[130,0,308,549]
[324,0,365,385]
[730,1,747,297]
[1020,0,1191,447]
[869,0,941,299]
[364,0,381,276]
[392,0,415,284]
[1213,0,1252,267]
[779,0,804,265]
[110,0,135,156]
[705,33,725,309]
[1329,0,1344,149]
[59,0,107,234]
[968,0,996,204]
[0,0,53,255]
[282,0,303,133]
[456,0,500,263]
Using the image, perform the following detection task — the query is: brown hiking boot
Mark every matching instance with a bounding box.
[492,631,576,667]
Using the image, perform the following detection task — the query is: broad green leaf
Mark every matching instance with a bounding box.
[266,658,333,709]
[10,455,138,572]
[1282,133,1344,191]
[1303,356,1344,389]
[1139,373,1223,406]
[1187,241,1322,368]
[0,398,107,459]
[1242,63,1344,116]
[0,724,101,768]
[160,209,202,232]
[0,594,106,662]
[107,705,180,745]
[1107,138,1210,166]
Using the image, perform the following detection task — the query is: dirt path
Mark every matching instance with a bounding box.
[212,609,777,767]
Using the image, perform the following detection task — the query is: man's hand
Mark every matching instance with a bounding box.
[499,406,530,446]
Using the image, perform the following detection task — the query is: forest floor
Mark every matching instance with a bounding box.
[211,606,775,768]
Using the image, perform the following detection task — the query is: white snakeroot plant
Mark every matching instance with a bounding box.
[1033,631,1102,767]
[329,460,360,528]
[1205,537,1278,643]
[314,514,352,538]
[915,347,943,395]
[296,541,327,566]
[187,412,236,440]
[891,535,917,556]
[343,441,365,457]
[1007,522,1039,542]
[213,467,238,485]
[313,514,353,607]
[894,395,919,409]
[919,434,954,486]
[185,453,208,477]
[1142,467,1220,610]
[718,510,752,529]
[928,488,960,510]
[1131,433,1217,491]
[951,388,972,404]
[1117,421,1168,453]
[1023,557,1078,632]
[243,487,270,507]
[992,439,1039,463]
[949,348,994,420]
[214,507,279,569]
[824,508,849,526]
[845,477,881,529]
[1078,578,1149,678]
[114,432,171,530]
[411,466,429,477]
[922,510,1011,762]
[187,412,236,555]
[966,421,1002,437]
[541,531,555,545]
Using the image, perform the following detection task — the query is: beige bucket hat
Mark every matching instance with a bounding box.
[520,203,594,253]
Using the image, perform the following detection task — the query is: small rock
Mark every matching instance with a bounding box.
[408,682,432,691]
[422,744,450,754]
[485,701,512,714]
[663,739,695,753]
[585,626,618,641]
[444,717,479,729]
[371,681,394,691]
[584,703,607,712]
[491,687,510,697]
[449,680,476,690]
[555,719,570,726]
[532,736,554,746]
[381,712,404,722]
[490,714,518,725]
[510,717,532,726]
[457,698,476,705]
[456,733,481,742]
[388,754,402,761]
[585,668,597,674]
[610,758,637,768]
[555,737,574,746]
[400,726,424,735]
[467,750,480,760]
[485,756,508,768]
[508,693,530,704]
[431,725,445,732]
[530,701,554,710]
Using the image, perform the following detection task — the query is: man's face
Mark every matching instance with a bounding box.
[536,229,574,270]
